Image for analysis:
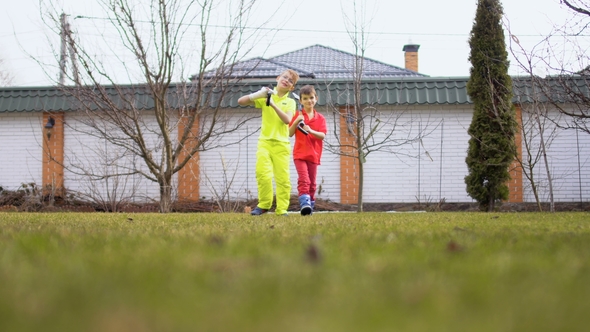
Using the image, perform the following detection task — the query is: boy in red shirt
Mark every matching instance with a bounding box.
[288,85,327,215]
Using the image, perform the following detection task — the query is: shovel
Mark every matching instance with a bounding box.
[291,93,309,135]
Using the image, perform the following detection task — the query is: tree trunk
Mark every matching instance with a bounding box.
[357,156,364,213]
[158,175,173,213]
[535,109,555,213]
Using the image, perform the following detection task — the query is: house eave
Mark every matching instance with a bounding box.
[3,75,589,112]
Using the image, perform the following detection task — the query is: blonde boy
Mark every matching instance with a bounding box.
[238,69,299,216]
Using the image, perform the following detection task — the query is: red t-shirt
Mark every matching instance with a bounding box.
[289,109,327,164]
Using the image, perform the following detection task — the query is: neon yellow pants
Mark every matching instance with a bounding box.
[255,139,291,215]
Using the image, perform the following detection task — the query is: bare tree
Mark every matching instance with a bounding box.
[518,99,558,212]
[41,0,271,212]
[507,31,558,212]
[504,1,590,211]
[519,0,590,134]
[64,133,148,212]
[0,57,15,86]
[202,153,249,212]
[324,0,435,212]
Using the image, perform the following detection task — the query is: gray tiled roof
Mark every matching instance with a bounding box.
[198,44,426,80]
[269,44,426,79]
[204,57,296,79]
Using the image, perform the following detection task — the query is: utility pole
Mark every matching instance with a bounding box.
[59,13,67,85]
[59,13,79,85]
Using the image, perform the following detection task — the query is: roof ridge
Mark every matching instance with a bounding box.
[264,58,315,78]
[269,44,424,76]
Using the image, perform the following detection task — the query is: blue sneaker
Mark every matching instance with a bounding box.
[300,205,312,215]
[251,207,268,216]
[299,195,312,216]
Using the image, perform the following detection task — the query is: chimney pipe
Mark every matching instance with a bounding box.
[402,44,420,72]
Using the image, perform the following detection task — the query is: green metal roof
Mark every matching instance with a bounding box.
[0,86,75,112]
[0,77,473,113]
[310,77,471,106]
[512,75,590,104]
[3,75,584,113]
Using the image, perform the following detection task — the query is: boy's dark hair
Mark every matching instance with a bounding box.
[299,85,317,97]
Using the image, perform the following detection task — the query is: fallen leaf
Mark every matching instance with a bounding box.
[447,240,463,252]
[306,244,322,264]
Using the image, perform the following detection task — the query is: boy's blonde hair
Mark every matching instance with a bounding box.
[283,69,300,86]
[299,85,317,97]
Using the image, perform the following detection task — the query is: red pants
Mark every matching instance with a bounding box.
[294,159,318,201]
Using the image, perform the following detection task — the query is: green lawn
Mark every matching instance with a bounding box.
[1,212,589,332]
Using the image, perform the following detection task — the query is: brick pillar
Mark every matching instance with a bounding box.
[177,115,200,202]
[339,107,359,204]
[42,112,65,197]
[402,44,420,72]
[508,105,523,202]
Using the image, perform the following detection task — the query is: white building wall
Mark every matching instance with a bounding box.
[439,108,474,202]
[198,109,260,202]
[63,112,163,203]
[521,107,590,202]
[362,105,474,203]
[5,103,590,205]
[0,113,43,191]
[417,107,474,202]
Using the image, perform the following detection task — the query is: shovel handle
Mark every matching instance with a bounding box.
[297,121,309,135]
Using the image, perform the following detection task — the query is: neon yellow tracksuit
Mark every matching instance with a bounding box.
[254,90,295,215]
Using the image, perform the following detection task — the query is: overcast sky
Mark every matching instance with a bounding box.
[0,0,580,87]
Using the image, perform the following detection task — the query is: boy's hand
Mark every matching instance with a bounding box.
[297,121,309,135]
[249,87,273,101]
[295,113,304,124]
[295,113,309,135]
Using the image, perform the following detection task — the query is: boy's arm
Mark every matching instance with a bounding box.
[288,121,297,137]
[269,99,292,124]
[237,87,271,107]
[237,95,255,106]
[310,129,326,140]
[288,113,303,137]
[302,115,326,140]
[301,126,325,140]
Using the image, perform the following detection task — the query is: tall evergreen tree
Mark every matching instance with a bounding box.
[465,0,518,211]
